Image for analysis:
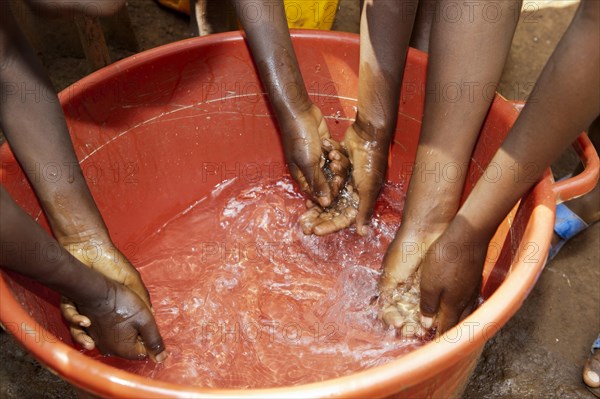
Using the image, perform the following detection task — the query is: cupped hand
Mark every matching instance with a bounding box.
[299,184,359,236]
[299,122,388,236]
[341,123,389,235]
[75,279,166,362]
[59,232,151,350]
[418,218,488,334]
[280,103,336,208]
[298,137,356,235]
[378,228,442,334]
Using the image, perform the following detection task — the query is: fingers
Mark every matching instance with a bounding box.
[61,298,91,327]
[298,160,332,208]
[299,204,355,235]
[313,204,357,236]
[419,291,478,334]
[419,279,441,330]
[288,164,311,195]
[289,162,332,207]
[436,301,463,335]
[61,298,95,349]
[299,207,322,235]
[70,325,95,350]
[353,169,383,236]
[328,150,351,198]
[381,306,404,329]
[136,315,167,363]
[355,190,377,236]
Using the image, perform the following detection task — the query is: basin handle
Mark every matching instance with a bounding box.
[511,101,599,203]
[552,133,599,203]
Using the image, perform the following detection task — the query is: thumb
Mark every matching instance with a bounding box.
[136,314,167,363]
[298,160,332,208]
[419,280,441,330]
[354,179,381,236]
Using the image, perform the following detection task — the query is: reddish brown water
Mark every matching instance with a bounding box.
[96,176,426,388]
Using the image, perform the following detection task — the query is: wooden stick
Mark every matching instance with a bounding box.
[74,14,110,71]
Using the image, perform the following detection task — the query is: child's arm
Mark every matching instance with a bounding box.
[300,0,419,236]
[419,0,600,333]
[0,187,166,361]
[379,0,520,327]
[0,1,151,346]
[233,0,333,208]
[342,0,419,235]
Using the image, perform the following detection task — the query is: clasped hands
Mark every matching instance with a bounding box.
[282,104,389,237]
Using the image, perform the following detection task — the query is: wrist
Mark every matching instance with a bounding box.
[353,111,394,146]
[449,214,496,249]
[48,254,110,303]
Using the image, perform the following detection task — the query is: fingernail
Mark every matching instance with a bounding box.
[155,351,168,363]
[421,316,433,329]
[79,321,89,327]
[319,196,330,207]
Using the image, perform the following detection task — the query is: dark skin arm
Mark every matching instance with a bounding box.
[419,0,600,333]
[0,1,151,348]
[233,0,335,207]
[0,187,166,361]
[302,0,418,236]
[379,0,521,329]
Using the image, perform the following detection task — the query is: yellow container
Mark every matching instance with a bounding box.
[155,0,339,30]
[284,0,339,30]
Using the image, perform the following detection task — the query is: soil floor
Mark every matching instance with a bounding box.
[1,0,598,398]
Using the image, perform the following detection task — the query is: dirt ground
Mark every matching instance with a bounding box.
[1,0,598,398]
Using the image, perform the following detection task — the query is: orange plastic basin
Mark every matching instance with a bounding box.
[1,31,598,398]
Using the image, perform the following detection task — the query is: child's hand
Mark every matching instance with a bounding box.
[59,233,151,349]
[418,218,487,334]
[281,104,337,208]
[299,184,358,236]
[299,122,388,236]
[378,230,441,332]
[340,122,388,235]
[299,137,355,235]
[74,279,166,362]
